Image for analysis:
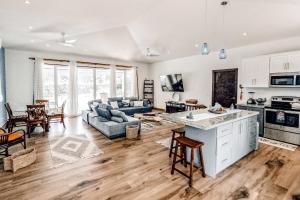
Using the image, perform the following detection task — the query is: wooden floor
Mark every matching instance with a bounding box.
[0,117,300,200]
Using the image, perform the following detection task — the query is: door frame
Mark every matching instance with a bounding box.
[212,68,238,106]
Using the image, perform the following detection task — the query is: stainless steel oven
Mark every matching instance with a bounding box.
[270,73,300,87]
[264,96,300,145]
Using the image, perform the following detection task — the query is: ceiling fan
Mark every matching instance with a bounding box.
[58,32,77,47]
[145,48,160,57]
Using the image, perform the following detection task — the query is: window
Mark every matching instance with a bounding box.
[125,69,134,97]
[77,68,94,111]
[42,64,69,108]
[116,70,125,97]
[96,68,111,99]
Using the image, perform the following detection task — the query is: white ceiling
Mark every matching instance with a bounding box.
[1,0,300,63]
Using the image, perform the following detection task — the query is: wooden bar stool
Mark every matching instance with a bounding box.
[171,136,206,187]
[169,128,185,158]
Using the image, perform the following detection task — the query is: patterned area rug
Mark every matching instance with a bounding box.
[156,137,172,148]
[49,135,103,167]
[258,137,298,151]
[141,119,177,133]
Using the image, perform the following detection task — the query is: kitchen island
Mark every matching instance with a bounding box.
[165,109,259,178]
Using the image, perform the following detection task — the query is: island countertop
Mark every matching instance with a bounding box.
[163,109,259,130]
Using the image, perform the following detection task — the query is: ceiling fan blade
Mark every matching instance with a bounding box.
[65,39,77,44]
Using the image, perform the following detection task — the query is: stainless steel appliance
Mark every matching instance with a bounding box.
[270,72,300,87]
[264,96,300,145]
[247,92,256,104]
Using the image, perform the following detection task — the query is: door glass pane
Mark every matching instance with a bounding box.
[42,65,55,107]
[57,66,69,107]
[77,68,94,111]
[116,70,125,97]
[96,68,111,99]
[125,70,134,97]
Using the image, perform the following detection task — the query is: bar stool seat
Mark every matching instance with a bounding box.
[169,128,185,158]
[171,136,206,187]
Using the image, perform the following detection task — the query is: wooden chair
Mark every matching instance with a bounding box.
[5,103,27,132]
[0,128,26,157]
[26,105,47,138]
[169,128,185,158]
[47,100,66,128]
[35,99,49,109]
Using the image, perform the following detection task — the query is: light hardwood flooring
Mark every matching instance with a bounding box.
[0,117,300,200]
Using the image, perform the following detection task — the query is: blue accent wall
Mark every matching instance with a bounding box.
[0,48,6,126]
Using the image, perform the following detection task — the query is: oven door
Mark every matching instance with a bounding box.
[265,108,300,134]
[270,74,295,87]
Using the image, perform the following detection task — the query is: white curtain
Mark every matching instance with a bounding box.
[132,66,138,98]
[67,61,79,117]
[110,65,116,97]
[33,58,44,102]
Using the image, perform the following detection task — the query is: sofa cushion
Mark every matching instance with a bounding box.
[110,110,128,122]
[119,106,152,116]
[133,101,144,107]
[122,99,130,107]
[88,99,102,111]
[96,106,112,120]
[111,116,124,123]
[108,97,123,102]
[110,101,119,109]
[124,97,139,101]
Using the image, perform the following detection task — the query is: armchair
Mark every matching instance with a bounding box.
[0,128,26,157]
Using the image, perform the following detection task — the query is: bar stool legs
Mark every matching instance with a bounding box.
[170,136,206,187]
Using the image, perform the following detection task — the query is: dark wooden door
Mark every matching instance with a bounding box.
[212,69,238,108]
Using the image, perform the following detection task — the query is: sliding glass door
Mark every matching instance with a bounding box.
[77,68,94,111]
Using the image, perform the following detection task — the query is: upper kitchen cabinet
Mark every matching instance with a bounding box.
[241,56,270,88]
[270,53,300,73]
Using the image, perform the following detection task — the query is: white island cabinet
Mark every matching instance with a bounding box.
[166,109,259,178]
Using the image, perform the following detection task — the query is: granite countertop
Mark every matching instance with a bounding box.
[163,109,259,130]
[236,103,267,109]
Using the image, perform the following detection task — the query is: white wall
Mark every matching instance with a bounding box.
[150,36,300,109]
[5,48,150,110]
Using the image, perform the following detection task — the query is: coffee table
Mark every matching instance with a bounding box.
[133,113,163,123]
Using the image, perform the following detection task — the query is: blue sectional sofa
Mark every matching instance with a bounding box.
[107,97,152,116]
[82,98,146,139]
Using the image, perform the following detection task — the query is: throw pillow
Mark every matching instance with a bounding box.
[111,116,124,123]
[110,110,128,122]
[110,101,119,109]
[122,99,130,107]
[133,101,144,107]
[96,107,112,120]
[91,104,99,113]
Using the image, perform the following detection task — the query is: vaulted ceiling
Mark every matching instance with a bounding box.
[1,0,300,63]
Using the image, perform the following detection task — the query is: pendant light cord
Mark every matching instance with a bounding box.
[221,1,227,49]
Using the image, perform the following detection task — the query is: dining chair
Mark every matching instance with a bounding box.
[47,100,66,128]
[35,99,49,109]
[0,128,26,157]
[4,103,27,132]
[26,105,47,138]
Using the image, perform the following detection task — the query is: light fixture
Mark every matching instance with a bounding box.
[219,49,227,59]
[25,0,31,5]
[219,1,228,59]
[200,0,210,55]
[46,43,50,47]
[201,43,210,55]
[28,26,33,30]
[30,39,35,43]
[242,32,247,37]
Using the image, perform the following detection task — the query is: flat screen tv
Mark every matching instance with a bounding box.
[160,74,184,92]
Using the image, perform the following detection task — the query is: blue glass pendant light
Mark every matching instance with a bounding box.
[201,0,210,55]
[219,1,228,60]
[219,48,227,59]
[201,42,210,55]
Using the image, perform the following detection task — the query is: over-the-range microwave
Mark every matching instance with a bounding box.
[270,72,300,87]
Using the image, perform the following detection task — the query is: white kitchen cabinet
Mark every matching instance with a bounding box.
[241,56,270,88]
[270,53,300,73]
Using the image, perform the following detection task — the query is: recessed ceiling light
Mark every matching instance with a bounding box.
[46,43,50,47]
[30,39,35,43]
[84,49,88,52]
[28,26,33,30]
[195,44,199,48]
[25,0,31,5]
[242,32,248,37]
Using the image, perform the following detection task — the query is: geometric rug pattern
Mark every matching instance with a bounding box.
[141,119,177,133]
[156,137,172,149]
[49,135,103,167]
